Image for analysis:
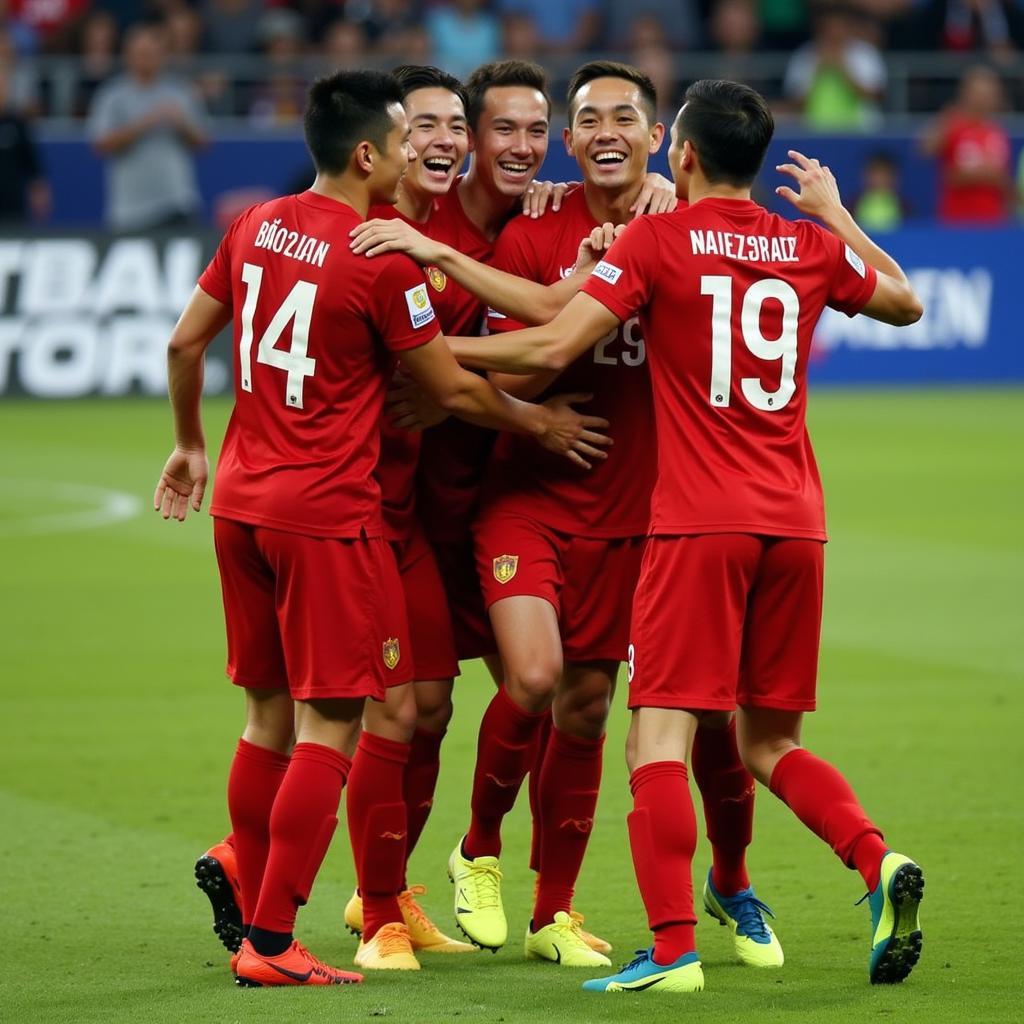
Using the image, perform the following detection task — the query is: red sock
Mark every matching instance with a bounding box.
[347,731,410,941]
[770,748,887,890]
[692,719,754,896]
[226,738,290,924]
[402,727,445,874]
[528,710,554,874]
[533,728,603,928]
[464,686,547,859]
[628,761,697,965]
[250,742,349,935]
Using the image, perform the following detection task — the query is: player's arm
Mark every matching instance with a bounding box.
[447,292,621,375]
[154,286,231,521]
[776,150,923,327]
[398,333,611,469]
[350,218,587,326]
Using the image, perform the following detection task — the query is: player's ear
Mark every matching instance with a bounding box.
[466,126,477,154]
[354,140,375,175]
[649,121,665,155]
[562,125,573,156]
[681,138,694,173]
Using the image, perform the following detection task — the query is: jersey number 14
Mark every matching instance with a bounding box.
[701,276,798,412]
[239,262,317,409]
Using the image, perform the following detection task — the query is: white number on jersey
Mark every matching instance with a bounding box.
[593,316,646,367]
[700,276,798,412]
[239,262,318,409]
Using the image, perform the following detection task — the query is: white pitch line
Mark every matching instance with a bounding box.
[0,479,143,537]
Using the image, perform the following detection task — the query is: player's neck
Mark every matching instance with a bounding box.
[310,173,370,218]
[688,179,752,206]
[582,179,644,228]
[395,183,433,223]
[458,168,516,241]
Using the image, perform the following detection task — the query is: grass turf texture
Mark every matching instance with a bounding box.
[1,391,1021,1023]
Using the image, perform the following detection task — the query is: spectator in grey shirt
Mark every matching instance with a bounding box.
[88,23,208,232]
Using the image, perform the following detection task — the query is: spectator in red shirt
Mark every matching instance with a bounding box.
[922,63,1013,223]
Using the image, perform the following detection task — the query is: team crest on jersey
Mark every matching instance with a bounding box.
[493,554,519,584]
[426,266,447,292]
[382,637,401,670]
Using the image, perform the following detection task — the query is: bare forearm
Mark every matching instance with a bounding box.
[821,205,908,284]
[441,371,546,437]
[167,344,206,449]
[435,247,582,325]
[449,326,566,374]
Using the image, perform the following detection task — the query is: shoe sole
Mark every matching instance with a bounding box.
[871,863,924,985]
[195,855,244,954]
[235,974,360,987]
[447,868,503,953]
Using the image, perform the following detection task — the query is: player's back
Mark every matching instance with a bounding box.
[201,190,438,539]
[586,197,875,540]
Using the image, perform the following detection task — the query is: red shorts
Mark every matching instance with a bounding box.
[431,537,495,661]
[627,534,824,712]
[213,518,412,701]
[390,528,460,681]
[474,513,644,663]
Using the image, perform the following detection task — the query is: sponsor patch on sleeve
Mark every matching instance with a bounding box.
[592,260,623,285]
[844,245,866,278]
[404,283,436,329]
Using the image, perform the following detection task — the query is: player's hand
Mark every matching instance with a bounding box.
[775,150,844,220]
[349,218,442,262]
[632,172,679,217]
[153,446,208,522]
[386,376,449,431]
[536,392,612,470]
[573,222,626,274]
[522,180,579,219]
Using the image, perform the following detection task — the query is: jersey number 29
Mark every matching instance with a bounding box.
[239,262,317,409]
[701,276,798,412]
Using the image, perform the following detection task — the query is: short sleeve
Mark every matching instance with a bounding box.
[485,219,536,333]
[368,255,440,352]
[812,224,878,318]
[197,215,243,306]
[580,216,657,323]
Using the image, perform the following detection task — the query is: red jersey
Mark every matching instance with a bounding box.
[939,115,1011,223]
[582,197,877,541]
[484,187,655,538]
[200,191,439,539]
[414,186,498,543]
[371,190,492,540]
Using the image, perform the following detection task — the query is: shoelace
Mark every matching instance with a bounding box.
[550,915,589,948]
[375,926,412,957]
[727,893,775,942]
[619,949,652,973]
[293,941,339,979]
[469,864,502,909]
[399,886,433,930]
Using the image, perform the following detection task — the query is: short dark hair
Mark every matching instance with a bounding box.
[465,59,551,130]
[567,61,658,125]
[304,69,403,175]
[673,79,773,187]
[393,64,469,117]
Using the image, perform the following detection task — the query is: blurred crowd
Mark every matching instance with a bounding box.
[0,0,1022,226]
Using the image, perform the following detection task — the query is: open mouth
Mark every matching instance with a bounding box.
[422,155,455,177]
[592,150,627,168]
[497,160,533,180]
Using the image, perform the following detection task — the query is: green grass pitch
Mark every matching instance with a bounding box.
[1,390,1021,1023]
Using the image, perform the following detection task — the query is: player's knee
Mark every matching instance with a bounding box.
[416,693,454,734]
[506,663,559,710]
[556,687,610,738]
[739,737,797,787]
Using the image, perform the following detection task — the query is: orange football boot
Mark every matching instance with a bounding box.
[195,838,244,953]
[234,939,364,987]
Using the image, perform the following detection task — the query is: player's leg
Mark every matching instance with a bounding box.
[693,710,783,968]
[208,518,293,956]
[235,695,366,986]
[585,534,761,995]
[524,659,615,968]
[737,538,922,984]
[232,528,397,987]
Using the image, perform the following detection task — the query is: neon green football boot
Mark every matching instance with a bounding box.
[447,838,507,951]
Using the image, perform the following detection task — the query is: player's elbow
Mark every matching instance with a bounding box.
[894,286,924,327]
[543,342,575,373]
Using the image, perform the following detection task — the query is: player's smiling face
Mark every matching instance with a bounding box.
[474,85,550,197]
[370,103,417,205]
[566,77,664,191]
[403,86,469,199]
